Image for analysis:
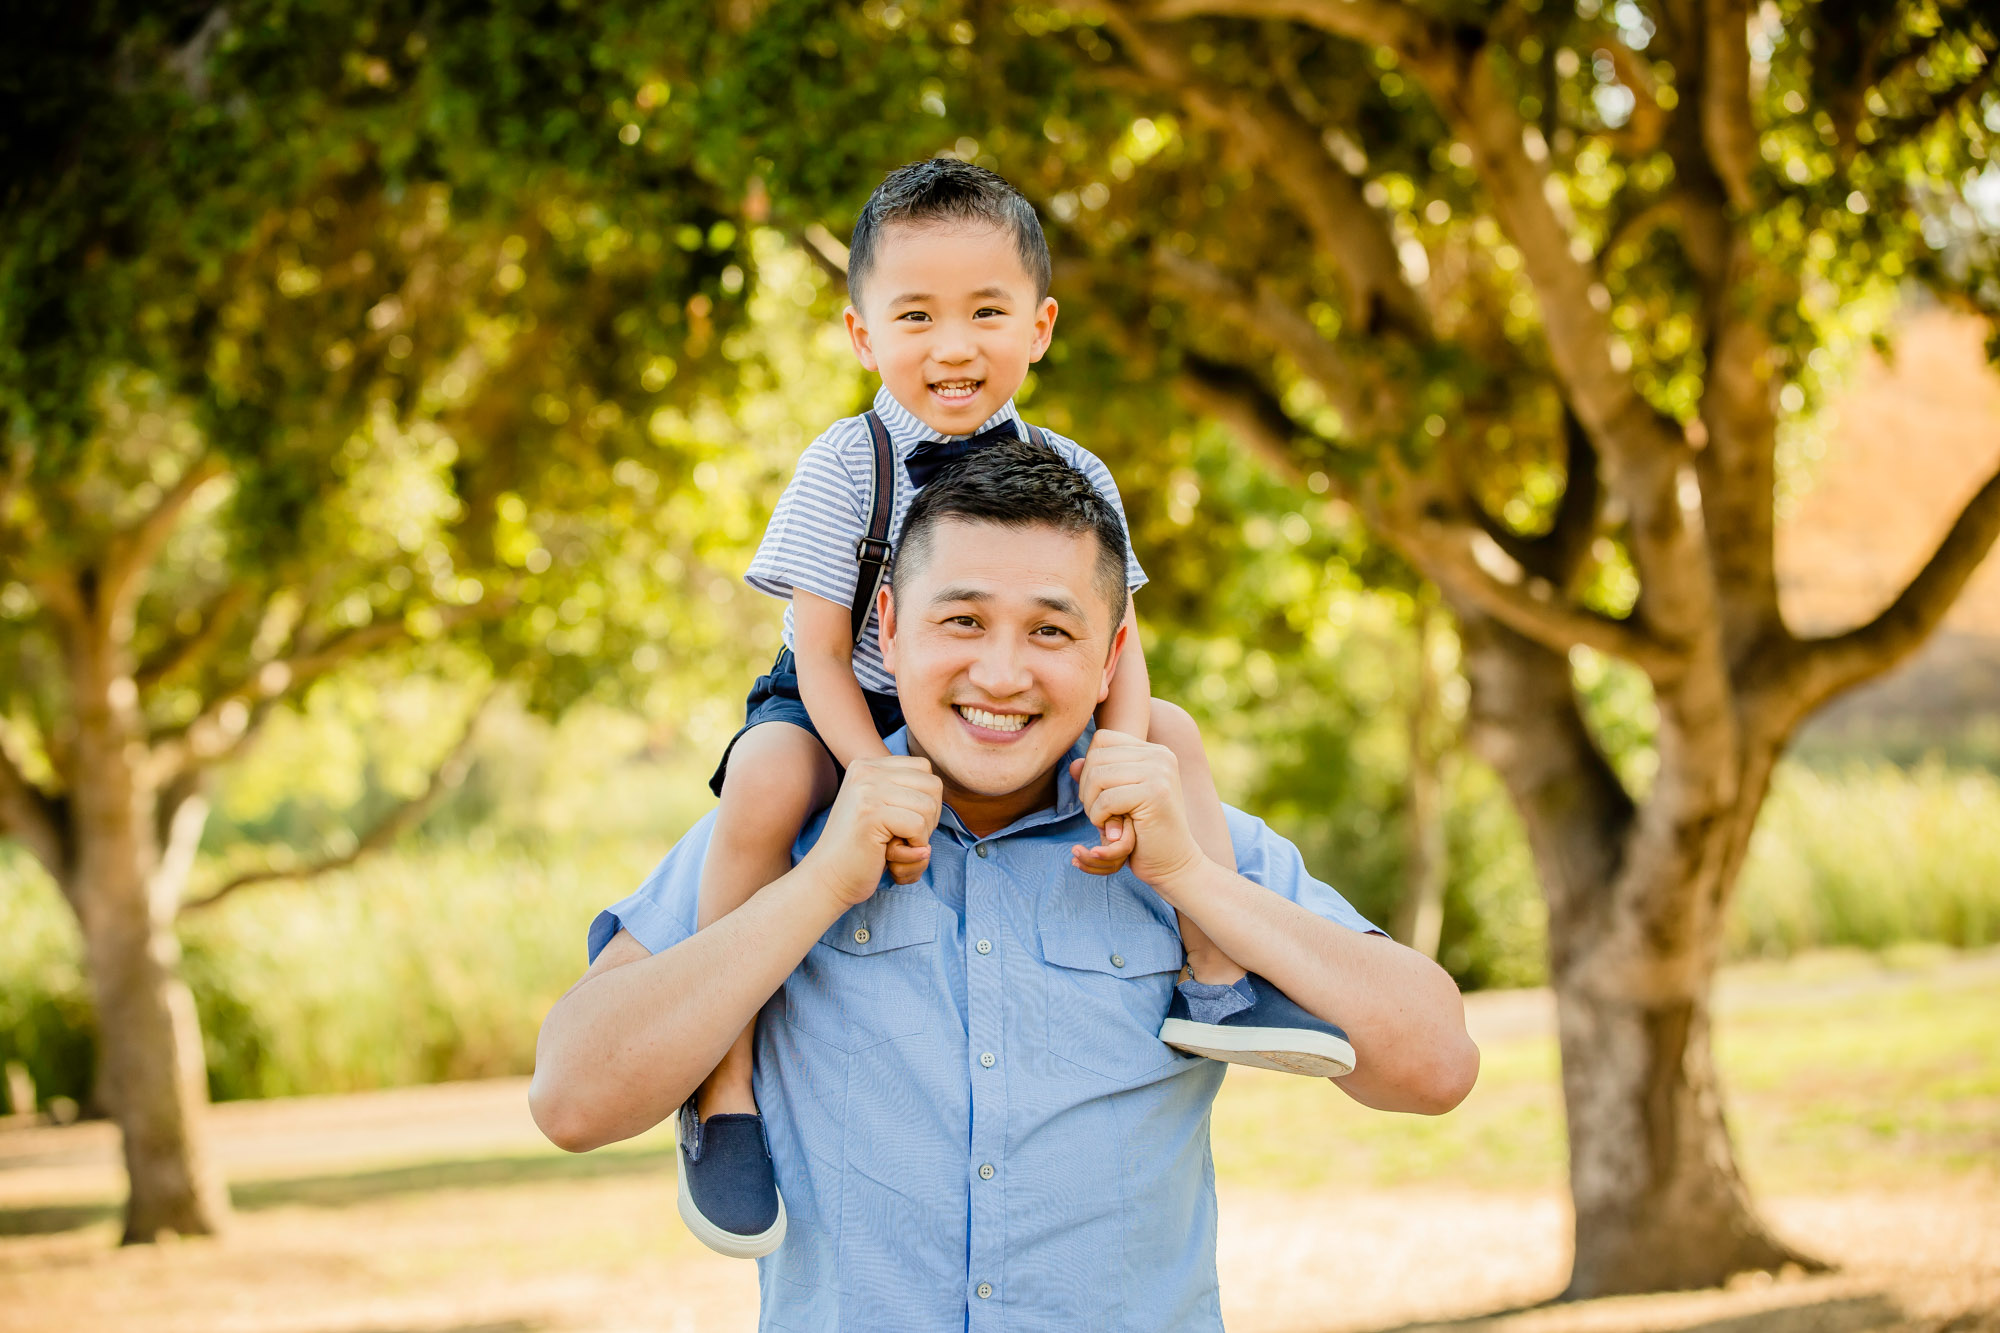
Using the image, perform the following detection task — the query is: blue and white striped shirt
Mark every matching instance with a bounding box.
[589,724,1381,1332]
[745,387,1148,694]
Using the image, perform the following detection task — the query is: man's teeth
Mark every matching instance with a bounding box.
[958,706,1031,733]
[932,380,981,399]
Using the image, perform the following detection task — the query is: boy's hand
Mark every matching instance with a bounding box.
[885,836,931,886]
[806,756,943,907]
[1063,781,1136,875]
[1068,729,1206,891]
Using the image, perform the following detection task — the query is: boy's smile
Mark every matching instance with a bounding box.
[845,221,1058,438]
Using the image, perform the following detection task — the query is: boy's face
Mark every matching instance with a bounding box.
[845,222,1057,437]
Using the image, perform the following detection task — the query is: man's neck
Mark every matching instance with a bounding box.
[905,735,1062,838]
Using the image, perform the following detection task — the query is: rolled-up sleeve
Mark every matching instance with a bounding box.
[1224,806,1386,937]
[586,812,713,963]
[743,437,869,610]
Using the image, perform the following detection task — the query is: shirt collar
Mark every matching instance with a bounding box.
[870,385,1024,460]
[881,723,1092,841]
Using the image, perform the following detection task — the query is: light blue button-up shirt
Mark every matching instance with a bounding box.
[588,728,1379,1332]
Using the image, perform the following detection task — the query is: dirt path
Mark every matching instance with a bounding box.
[3,967,1995,1333]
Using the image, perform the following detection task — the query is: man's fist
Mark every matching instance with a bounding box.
[1068,730,1206,890]
[809,756,944,906]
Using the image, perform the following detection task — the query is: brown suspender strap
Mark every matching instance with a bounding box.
[1024,424,1048,449]
[851,410,896,647]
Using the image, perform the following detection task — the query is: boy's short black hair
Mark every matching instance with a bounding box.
[848,158,1051,307]
[891,439,1128,629]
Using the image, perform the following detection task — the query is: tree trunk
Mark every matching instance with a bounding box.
[1454,607,1812,1296]
[1394,596,1449,959]
[65,623,231,1243]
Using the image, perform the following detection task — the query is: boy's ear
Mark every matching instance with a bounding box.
[845,305,880,372]
[1028,296,1059,363]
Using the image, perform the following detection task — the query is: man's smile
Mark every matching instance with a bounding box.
[953,703,1040,738]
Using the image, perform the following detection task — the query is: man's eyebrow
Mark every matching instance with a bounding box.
[1032,593,1086,619]
[929,584,992,605]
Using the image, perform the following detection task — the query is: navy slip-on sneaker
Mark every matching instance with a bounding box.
[676,1102,787,1259]
[1158,972,1357,1078]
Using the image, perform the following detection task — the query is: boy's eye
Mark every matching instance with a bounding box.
[974,307,1005,318]
[898,311,931,322]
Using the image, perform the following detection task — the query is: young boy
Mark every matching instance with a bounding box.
[677,159,1355,1259]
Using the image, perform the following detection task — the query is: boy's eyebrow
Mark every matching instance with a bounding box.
[887,292,933,306]
[887,285,1018,307]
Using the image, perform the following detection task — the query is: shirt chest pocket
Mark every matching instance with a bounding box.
[1038,917,1185,1081]
[783,887,940,1053]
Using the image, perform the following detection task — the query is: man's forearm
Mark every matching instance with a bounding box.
[529,862,849,1151]
[1156,859,1479,1114]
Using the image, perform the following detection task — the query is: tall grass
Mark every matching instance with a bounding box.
[1733,761,2000,956]
[4,757,1998,1108]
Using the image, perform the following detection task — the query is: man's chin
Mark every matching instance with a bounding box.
[913,717,1082,801]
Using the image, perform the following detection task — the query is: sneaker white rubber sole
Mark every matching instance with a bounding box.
[675,1138,787,1259]
[1159,1019,1356,1078]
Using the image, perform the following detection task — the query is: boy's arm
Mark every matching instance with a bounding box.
[792,590,896,768]
[1095,601,1152,738]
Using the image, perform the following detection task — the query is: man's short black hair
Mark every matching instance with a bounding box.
[848,158,1051,307]
[891,439,1129,629]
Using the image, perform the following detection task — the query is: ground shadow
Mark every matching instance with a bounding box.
[1353,1292,1907,1333]
[0,1147,674,1238]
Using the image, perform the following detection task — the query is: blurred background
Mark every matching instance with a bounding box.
[1,1,1996,1330]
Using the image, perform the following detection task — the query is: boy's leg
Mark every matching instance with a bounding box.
[695,721,840,1119]
[1149,698,1246,987]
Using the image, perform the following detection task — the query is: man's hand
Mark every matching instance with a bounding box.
[804,756,944,905]
[1068,729,1206,890]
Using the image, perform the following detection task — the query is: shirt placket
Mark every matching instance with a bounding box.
[963,825,1009,1326]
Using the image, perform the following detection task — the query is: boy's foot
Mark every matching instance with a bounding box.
[1158,972,1356,1077]
[676,1101,787,1259]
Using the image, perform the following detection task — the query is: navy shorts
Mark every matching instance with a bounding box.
[708,648,907,797]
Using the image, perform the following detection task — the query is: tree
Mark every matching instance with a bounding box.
[0,0,811,1240]
[997,0,1999,1296]
[678,0,2000,1295]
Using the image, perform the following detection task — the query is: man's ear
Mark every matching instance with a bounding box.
[845,305,879,372]
[876,583,898,675]
[1027,296,1059,363]
[1096,605,1130,704]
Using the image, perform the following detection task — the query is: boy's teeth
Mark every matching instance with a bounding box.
[933,381,980,397]
[958,706,1030,733]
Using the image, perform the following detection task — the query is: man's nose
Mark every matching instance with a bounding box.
[965,632,1032,698]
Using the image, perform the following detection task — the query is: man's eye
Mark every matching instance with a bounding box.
[1033,625,1072,639]
[946,615,979,628]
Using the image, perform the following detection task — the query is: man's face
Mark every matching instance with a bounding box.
[845,222,1057,437]
[880,518,1124,806]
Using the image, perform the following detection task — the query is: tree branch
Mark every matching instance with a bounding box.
[1177,355,1672,670]
[179,685,496,916]
[1701,0,1759,211]
[1095,3,1430,339]
[100,452,228,627]
[152,595,513,774]
[134,580,257,691]
[0,725,67,886]
[1790,460,2000,711]
[1140,0,1443,60]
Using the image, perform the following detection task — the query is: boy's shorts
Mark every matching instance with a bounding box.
[708,648,907,797]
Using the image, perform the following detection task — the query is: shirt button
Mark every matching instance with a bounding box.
[980,1051,995,1068]
[976,1282,993,1299]
[975,843,990,859]
[853,927,870,944]
[978,1163,995,1180]
[1110,953,1125,968]
[976,938,992,955]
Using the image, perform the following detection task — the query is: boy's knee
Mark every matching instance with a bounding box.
[1148,698,1200,750]
[718,724,834,817]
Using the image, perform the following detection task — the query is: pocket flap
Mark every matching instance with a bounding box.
[1038,919,1183,977]
[823,887,939,956]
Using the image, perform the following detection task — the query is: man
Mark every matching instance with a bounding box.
[530,442,1480,1331]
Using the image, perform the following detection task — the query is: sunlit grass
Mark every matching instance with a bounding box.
[1210,947,2000,1196]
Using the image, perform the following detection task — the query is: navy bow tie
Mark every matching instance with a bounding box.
[903,422,1023,490]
